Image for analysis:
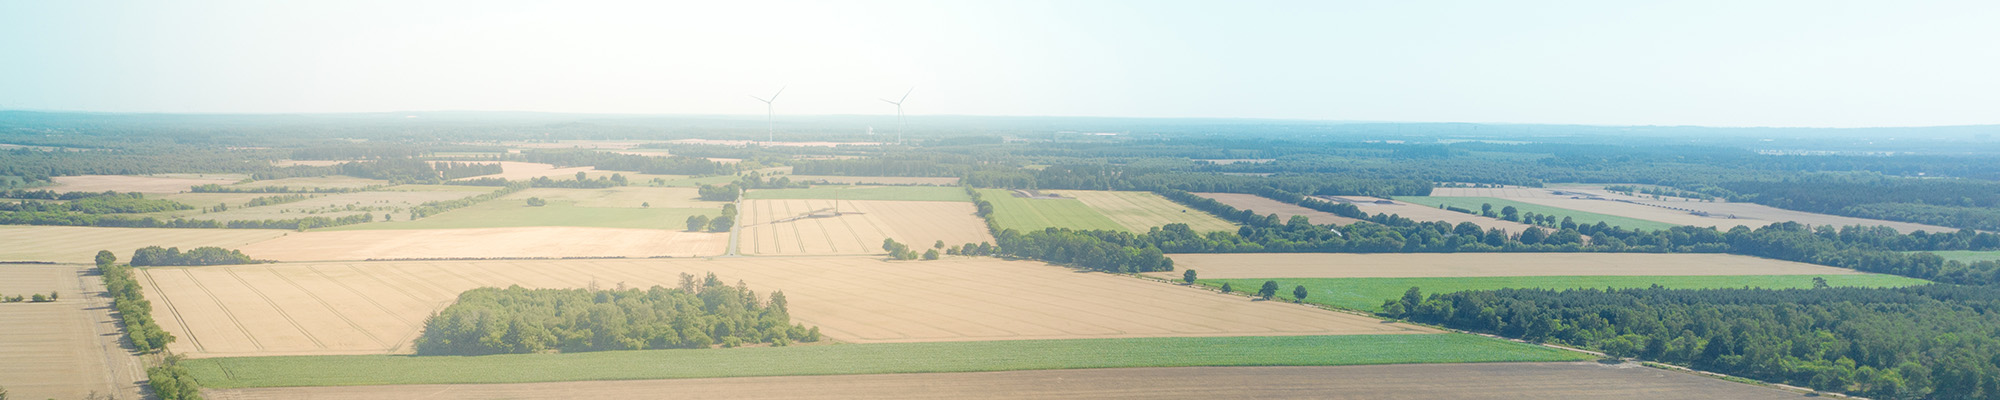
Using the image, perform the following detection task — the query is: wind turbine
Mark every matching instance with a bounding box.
[750,87,785,143]
[880,87,913,144]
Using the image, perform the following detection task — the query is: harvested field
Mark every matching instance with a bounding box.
[502,139,658,149]
[737,199,992,255]
[1430,186,1956,232]
[1161,253,1863,279]
[202,362,1798,400]
[786,175,960,185]
[1051,190,1237,232]
[1207,274,1929,311]
[666,139,884,147]
[447,161,596,181]
[745,186,970,202]
[1195,192,1361,225]
[0,265,145,400]
[50,174,236,193]
[235,227,728,261]
[0,225,285,263]
[1319,195,1541,234]
[331,196,719,230]
[184,188,493,222]
[974,188,1124,232]
[505,187,722,209]
[229,176,387,190]
[140,257,1427,358]
[1397,196,1681,231]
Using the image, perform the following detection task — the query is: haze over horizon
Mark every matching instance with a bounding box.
[4,1,1997,128]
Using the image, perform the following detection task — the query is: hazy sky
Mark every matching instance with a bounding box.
[3,1,1997,127]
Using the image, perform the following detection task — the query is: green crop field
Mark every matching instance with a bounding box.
[1924,250,2000,264]
[1202,274,1931,312]
[184,334,1588,389]
[745,186,970,202]
[975,189,1126,232]
[322,198,719,231]
[1395,196,1680,231]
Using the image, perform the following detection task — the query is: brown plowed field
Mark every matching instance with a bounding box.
[738,199,993,255]
[235,227,728,261]
[1162,253,1861,279]
[140,257,1427,358]
[204,362,1800,400]
[0,265,145,400]
[0,226,286,263]
[1431,186,1958,233]
[1195,193,1361,225]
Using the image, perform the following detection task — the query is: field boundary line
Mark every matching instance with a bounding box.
[270,268,390,348]
[140,268,208,353]
[224,268,327,349]
[181,268,265,351]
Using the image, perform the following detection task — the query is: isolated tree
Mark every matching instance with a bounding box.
[95,250,116,266]
[1258,280,1279,300]
[922,249,940,260]
[31,293,46,302]
[525,197,547,207]
[1293,285,1309,303]
[934,240,945,249]
[384,213,393,221]
[1220,282,1233,293]
[575,171,588,181]
[721,203,737,217]
[1183,269,1198,284]
[707,215,734,232]
[1500,205,1519,221]
[49,291,57,301]
[882,238,902,253]
[641,202,650,208]
[686,215,710,231]
[1813,276,1831,289]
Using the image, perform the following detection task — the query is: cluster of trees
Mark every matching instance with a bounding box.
[191,183,376,193]
[685,214,733,232]
[239,193,313,208]
[1,189,140,200]
[0,193,190,214]
[0,290,56,303]
[130,246,263,266]
[97,250,176,353]
[1392,285,2000,399]
[879,238,941,260]
[1717,176,2000,231]
[1603,184,1713,200]
[414,275,817,355]
[697,183,741,201]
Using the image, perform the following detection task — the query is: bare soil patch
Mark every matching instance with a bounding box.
[0,226,286,263]
[235,227,728,261]
[1161,253,1863,279]
[50,174,237,193]
[738,199,993,255]
[204,362,1798,400]
[142,257,1425,358]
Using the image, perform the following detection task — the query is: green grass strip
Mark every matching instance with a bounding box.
[184,334,1586,389]
[1394,196,1681,231]
[1922,250,2000,264]
[745,186,971,202]
[974,189,1126,232]
[1204,274,1931,312]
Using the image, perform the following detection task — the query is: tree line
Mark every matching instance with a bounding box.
[414,274,818,355]
[129,246,263,266]
[0,192,190,214]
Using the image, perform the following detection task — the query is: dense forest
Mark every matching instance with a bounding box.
[1393,285,2000,399]
[414,274,817,355]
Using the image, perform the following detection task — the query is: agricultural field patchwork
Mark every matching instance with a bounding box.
[184,334,1580,389]
[973,188,1125,232]
[1049,190,1237,232]
[327,195,718,231]
[1319,195,1542,234]
[783,175,961,185]
[736,199,994,255]
[138,257,1426,358]
[1395,196,1683,231]
[1162,253,1864,279]
[227,176,389,190]
[174,187,495,222]
[1203,274,1930,311]
[0,225,286,263]
[506,187,723,209]
[744,185,971,202]
[50,174,238,193]
[1430,186,1957,233]
[236,227,728,261]
[200,362,1800,400]
[447,161,596,181]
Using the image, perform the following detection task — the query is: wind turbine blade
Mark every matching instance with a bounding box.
[750,95,771,103]
[898,87,913,103]
[771,86,786,101]
[880,99,899,105]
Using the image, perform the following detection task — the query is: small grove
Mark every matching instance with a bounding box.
[130,246,263,266]
[414,273,819,356]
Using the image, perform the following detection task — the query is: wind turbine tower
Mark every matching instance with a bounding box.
[880,87,913,144]
[750,87,785,143]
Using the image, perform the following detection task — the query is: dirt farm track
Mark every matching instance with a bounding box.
[204,362,1800,400]
[141,257,1427,358]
